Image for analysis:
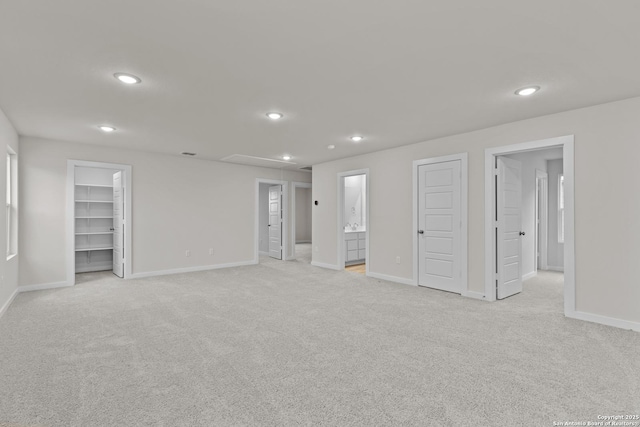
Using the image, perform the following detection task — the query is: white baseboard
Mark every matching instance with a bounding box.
[0,287,20,319]
[130,260,258,279]
[310,261,341,271]
[522,271,537,281]
[461,290,486,300]
[20,281,72,293]
[547,266,564,272]
[566,310,640,332]
[366,271,416,287]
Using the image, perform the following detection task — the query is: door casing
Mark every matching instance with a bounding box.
[337,169,369,272]
[66,160,132,285]
[484,135,575,316]
[254,178,289,262]
[412,153,468,295]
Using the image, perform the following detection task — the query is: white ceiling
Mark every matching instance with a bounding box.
[1,1,639,168]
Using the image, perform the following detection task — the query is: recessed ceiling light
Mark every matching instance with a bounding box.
[282,155,292,161]
[266,112,283,120]
[350,135,364,142]
[114,73,141,85]
[515,86,540,96]
[98,125,116,132]
[327,145,336,150]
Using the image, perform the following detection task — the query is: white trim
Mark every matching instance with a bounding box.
[535,169,549,271]
[484,135,575,313]
[412,153,469,293]
[546,265,564,272]
[566,311,640,333]
[522,271,537,281]
[130,260,257,279]
[0,287,19,319]
[19,281,72,293]
[461,290,486,300]
[255,179,289,262]
[291,181,312,261]
[337,169,370,274]
[366,271,416,287]
[310,261,341,271]
[66,160,133,285]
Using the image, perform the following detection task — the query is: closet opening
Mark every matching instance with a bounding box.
[66,160,132,285]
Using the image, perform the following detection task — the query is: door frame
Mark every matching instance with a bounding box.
[254,178,289,262]
[337,169,369,272]
[535,169,549,271]
[484,135,575,315]
[412,153,469,295]
[291,181,312,260]
[66,160,133,285]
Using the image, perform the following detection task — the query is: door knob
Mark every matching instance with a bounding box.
[418,230,424,234]
[519,231,525,236]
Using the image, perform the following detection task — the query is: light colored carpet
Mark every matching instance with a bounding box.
[294,243,311,264]
[0,264,638,426]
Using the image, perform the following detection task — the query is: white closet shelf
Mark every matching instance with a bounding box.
[75,216,114,219]
[75,183,113,188]
[75,232,114,235]
[75,200,114,203]
[75,247,113,252]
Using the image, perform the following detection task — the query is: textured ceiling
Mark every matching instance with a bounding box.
[1,1,639,168]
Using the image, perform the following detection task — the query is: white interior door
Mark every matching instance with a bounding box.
[496,156,523,299]
[268,185,282,260]
[112,171,124,277]
[418,160,462,293]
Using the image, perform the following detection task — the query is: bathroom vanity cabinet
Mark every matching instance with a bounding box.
[345,231,366,264]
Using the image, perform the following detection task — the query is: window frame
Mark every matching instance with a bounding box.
[6,148,17,259]
[558,174,565,244]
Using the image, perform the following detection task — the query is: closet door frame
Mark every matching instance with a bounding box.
[66,160,133,285]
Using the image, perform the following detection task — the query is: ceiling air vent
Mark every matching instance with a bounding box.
[181,152,197,156]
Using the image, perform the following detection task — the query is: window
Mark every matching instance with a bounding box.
[6,149,17,258]
[558,174,564,243]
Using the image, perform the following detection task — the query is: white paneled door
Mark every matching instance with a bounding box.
[496,156,523,299]
[112,171,124,278]
[418,160,462,293]
[268,185,282,260]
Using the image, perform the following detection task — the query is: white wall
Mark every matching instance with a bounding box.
[547,159,564,270]
[0,107,19,317]
[505,148,562,278]
[312,96,640,325]
[295,187,312,243]
[19,137,311,285]
[258,183,270,253]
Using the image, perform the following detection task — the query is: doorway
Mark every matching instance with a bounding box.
[337,169,369,273]
[66,160,132,286]
[255,179,288,262]
[412,153,468,294]
[484,136,575,315]
[291,182,312,263]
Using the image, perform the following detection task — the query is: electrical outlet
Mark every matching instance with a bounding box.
[209,248,214,256]
[185,250,191,257]
[396,256,401,264]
